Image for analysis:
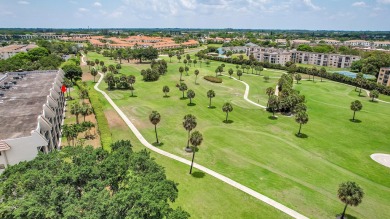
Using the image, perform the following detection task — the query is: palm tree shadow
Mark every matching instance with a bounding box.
[349,119,362,123]
[129,95,138,98]
[295,133,308,138]
[335,213,357,219]
[152,142,164,147]
[223,120,234,124]
[163,95,170,98]
[208,106,216,109]
[191,171,205,178]
[268,116,278,120]
[187,103,196,106]
[180,97,188,100]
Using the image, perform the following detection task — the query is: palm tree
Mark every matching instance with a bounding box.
[338,181,364,219]
[179,66,184,81]
[149,111,161,144]
[187,89,195,104]
[108,64,115,73]
[183,59,188,67]
[91,68,98,83]
[319,67,326,82]
[194,69,199,84]
[127,75,136,97]
[94,59,100,69]
[163,85,170,97]
[185,66,189,76]
[295,111,309,136]
[62,124,73,146]
[70,102,81,124]
[228,68,234,78]
[350,100,363,121]
[179,83,188,98]
[101,65,108,74]
[237,70,243,80]
[222,102,233,123]
[193,59,197,67]
[207,90,215,108]
[168,51,174,63]
[295,74,302,84]
[183,114,197,152]
[80,103,93,122]
[369,90,379,102]
[99,61,104,69]
[268,95,279,117]
[116,63,121,72]
[266,87,275,97]
[189,130,203,174]
[177,54,182,63]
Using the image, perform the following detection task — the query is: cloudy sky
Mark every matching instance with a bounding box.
[0,0,389,30]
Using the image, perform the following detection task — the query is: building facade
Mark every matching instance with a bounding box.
[377,67,390,87]
[246,46,361,68]
[0,70,66,173]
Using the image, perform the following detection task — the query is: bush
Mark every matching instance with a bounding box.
[204,76,223,83]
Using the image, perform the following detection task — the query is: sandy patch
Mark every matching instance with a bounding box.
[371,153,390,168]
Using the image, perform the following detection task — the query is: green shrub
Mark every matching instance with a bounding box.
[204,76,223,83]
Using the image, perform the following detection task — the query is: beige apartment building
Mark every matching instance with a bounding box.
[0,44,38,60]
[377,67,390,86]
[246,46,360,68]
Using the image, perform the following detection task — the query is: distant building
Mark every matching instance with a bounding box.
[0,70,65,173]
[373,41,390,48]
[377,67,390,87]
[246,46,360,68]
[344,40,371,47]
[0,44,38,60]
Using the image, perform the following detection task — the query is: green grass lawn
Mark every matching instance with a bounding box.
[296,63,348,72]
[88,52,390,218]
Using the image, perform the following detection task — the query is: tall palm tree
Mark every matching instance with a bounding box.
[185,66,189,76]
[295,111,309,136]
[127,75,136,96]
[179,83,187,98]
[207,90,215,108]
[319,67,326,82]
[369,90,379,102]
[228,68,234,78]
[177,54,182,63]
[168,51,173,63]
[183,114,197,152]
[338,181,364,219]
[179,66,184,81]
[350,100,363,121]
[187,89,195,104]
[163,85,170,97]
[268,95,279,117]
[62,124,73,146]
[149,111,161,144]
[70,102,81,124]
[101,65,108,74]
[237,70,243,80]
[94,59,100,69]
[266,87,275,97]
[108,64,115,73]
[193,59,197,67]
[222,102,233,122]
[91,68,98,83]
[189,130,203,174]
[194,69,199,84]
[295,74,302,84]
[80,103,93,122]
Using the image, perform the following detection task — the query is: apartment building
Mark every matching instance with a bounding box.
[0,44,38,60]
[344,40,371,47]
[247,46,360,68]
[0,70,66,173]
[377,67,390,87]
[373,41,390,48]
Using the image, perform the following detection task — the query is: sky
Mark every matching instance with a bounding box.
[0,0,389,30]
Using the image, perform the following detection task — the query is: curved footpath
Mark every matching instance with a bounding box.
[86,54,307,218]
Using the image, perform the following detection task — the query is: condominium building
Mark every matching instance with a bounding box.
[0,70,66,173]
[344,40,371,47]
[0,44,38,60]
[377,67,390,87]
[246,46,360,68]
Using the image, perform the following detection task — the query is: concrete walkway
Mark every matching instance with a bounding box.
[93,71,307,219]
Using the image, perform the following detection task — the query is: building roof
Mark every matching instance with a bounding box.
[0,71,58,140]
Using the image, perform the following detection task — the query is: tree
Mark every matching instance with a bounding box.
[189,131,203,174]
[168,51,174,63]
[62,63,82,82]
[266,87,275,98]
[295,111,309,136]
[0,140,189,218]
[116,63,121,72]
[70,102,82,124]
[62,124,74,146]
[222,102,233,123]
[63,78,73,99]
[127,75,136,97]
[369,90,379,102]
[319,67,326,82]
[183,59,188,66]
[179,83,188,98]
[193,59,197,67]
[108,64,115,73]
[177,54,182,63]
[183,114,197,151]
[179,66,184,81]
[101,65,108,74]
[207,90,215,108]
[338,181,364,219]
[228,68,234,78]
[80,103,93,122]
[90,67,98,82]
[356,73,364,95]
[194,69,200,84]
[295,74,302,84]
[350,100,363,121]
[163,85,170,97]
[185,66,189,76]
[149,111,161,144]
[264,75,270,82]
[99,60,104,68]
[237,70,243,80]
[187,90,195,105]
[268,95,279,117]
[94,59,100,69]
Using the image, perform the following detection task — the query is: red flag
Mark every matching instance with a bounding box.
[61,85,67,93]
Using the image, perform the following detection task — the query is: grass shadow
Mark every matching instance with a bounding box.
[163,95,170,98]
[191,171,206,178]
[187,103,196,106]
[268,116,278,120]
[180,97,188,100]
[208,106,216,109]
[223,120,234,124]
[129,95,138,98]
[152,142,164,147]
[349,119,362,123]
[295,133,308,138]
[335,214,358,219]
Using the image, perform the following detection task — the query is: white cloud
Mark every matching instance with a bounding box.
[17,1,30,5]
[377,0,390,4]
[302,0,321,10]
[352,1,367,7]
[93,2,102,7]
[78,8,89,12]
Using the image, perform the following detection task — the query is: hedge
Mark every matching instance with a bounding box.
[204,76,223,83]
